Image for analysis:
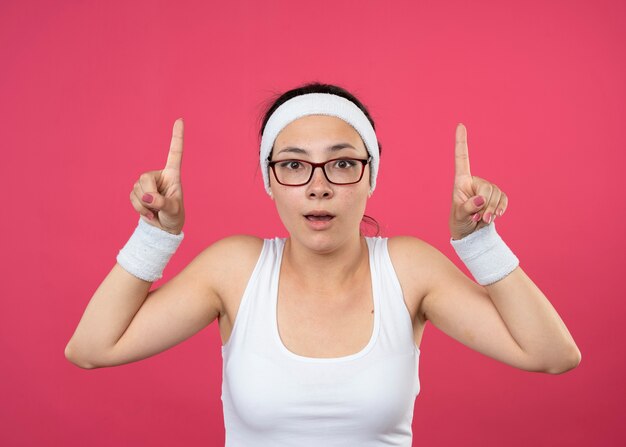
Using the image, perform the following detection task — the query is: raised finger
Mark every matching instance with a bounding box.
[165,118,184,174]
[454,123,472,182]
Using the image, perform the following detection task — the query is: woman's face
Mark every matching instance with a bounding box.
[269,114,371,252]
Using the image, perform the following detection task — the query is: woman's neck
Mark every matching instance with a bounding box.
[282,234,369,292]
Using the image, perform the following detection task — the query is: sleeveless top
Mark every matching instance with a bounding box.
[220,237,421,446]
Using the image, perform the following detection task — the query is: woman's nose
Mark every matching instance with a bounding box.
[307,166,333,198]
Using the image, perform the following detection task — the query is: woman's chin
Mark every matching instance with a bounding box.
[289,227,360,255]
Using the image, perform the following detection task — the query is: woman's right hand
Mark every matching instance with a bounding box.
[129,118,185,235]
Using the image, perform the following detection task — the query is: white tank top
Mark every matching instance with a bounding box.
[221,237,421,446]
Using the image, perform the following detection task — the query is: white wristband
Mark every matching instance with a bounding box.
[116,217,184,282]
[450,221,519,286]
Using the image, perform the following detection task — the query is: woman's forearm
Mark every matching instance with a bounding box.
[485,266,581,373]
[65,263,152,368]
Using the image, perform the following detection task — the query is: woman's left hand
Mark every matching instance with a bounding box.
[449,123,508,240]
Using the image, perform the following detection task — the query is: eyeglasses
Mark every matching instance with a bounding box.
[268,157,371,186]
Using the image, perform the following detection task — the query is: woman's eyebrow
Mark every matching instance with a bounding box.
[276,143,358,155]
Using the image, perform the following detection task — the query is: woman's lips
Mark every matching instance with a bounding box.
[304,215,335,229]
[305,215,333,221]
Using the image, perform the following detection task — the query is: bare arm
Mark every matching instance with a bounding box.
[64,263,154,368]
[65,117,215,369]
[414,123,580,374]
[423,249,581,374]
[393,236,581,374]
[481,266,581,372]
[64,234,264,369]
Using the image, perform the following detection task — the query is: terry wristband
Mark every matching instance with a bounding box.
[450,221,519,286]
[116,217,184,282]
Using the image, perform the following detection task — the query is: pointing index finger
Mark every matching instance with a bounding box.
[165,118,184,173]
[454,123,471,179]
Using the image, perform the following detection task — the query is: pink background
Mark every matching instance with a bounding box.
[2,0,624,445]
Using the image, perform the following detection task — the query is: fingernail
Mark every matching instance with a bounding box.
[474,196,485,207]
[146,212,153,220]
[142,193,153,203]
[497,209,503,216]
[483,212,492,223]
[472,213,481,222]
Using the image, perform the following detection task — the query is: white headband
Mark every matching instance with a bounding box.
[260,92,380,195]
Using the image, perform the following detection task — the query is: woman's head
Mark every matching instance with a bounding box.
[258,82,382,245]
[259,82,383,195]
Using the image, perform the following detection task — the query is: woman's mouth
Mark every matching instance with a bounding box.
[303,212,335,229]
[305,215,334,221]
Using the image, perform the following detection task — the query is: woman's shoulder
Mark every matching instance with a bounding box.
[205,234,266,263]
[193,235,265,275]
[195,235,266,299]
[386,235,450,285]
[386,234,441,258]
[385,235,452,322]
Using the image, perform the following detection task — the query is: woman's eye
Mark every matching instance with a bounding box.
[335,159,356,169]
[279,161,302,170]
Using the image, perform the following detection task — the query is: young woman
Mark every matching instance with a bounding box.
[65,82,581,446]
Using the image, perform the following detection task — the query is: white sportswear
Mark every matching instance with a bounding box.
[221,237,421,446]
